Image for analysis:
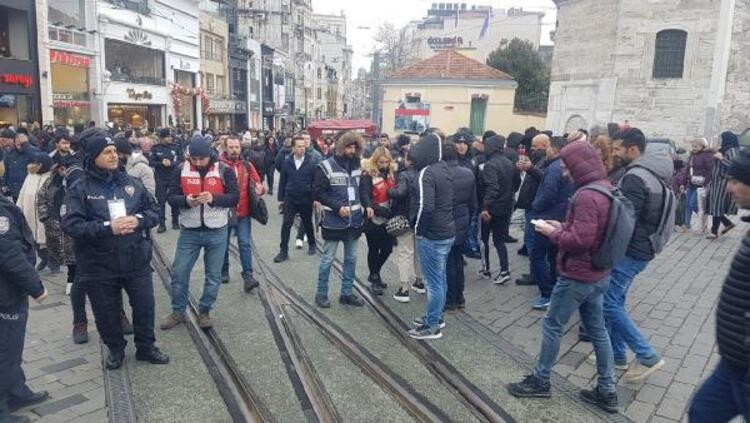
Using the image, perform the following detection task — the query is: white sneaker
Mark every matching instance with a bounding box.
[624,359,665,383]
[586,352,629,370]
[393,288,410,303]
[493,271,510,285]
[295,239,304,249]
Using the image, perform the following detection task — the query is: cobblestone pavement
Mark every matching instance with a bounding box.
[16,271,106,422]
[463,216,748,423]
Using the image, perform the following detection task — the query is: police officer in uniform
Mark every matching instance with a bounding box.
[149,129,182,233]
[62,135,169,370]
[0,194,50,423]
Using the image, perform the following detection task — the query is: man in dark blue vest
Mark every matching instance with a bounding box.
[312,132,373,308]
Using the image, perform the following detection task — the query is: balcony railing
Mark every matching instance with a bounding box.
[108,71,166,86]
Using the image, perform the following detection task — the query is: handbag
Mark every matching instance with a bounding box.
[249,180,268,225]
[385,215,410,237]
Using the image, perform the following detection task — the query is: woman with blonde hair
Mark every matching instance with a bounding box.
[361,146,398,295]
[591,134,621,183]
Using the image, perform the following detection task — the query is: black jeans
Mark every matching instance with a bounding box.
[483,214,510,272]
[83,274,156,353]
[711,215,733,235]
[0,302,34,414]
[156,179,179,226]
[70,266,88,324]
[280,200,315,252]
[365,226,393,276]
[445,245,465,305]
[266,168,275,193]
[530,230,559,298]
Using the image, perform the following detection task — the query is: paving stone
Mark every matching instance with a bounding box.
[655,395,689,421]
[625,400,657,422]
[39,358,88,375]
[635,384,667,404]
[32,394,88,417]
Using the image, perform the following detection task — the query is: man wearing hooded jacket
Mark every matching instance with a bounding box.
[62,135,168,370]
[407,133,455,340]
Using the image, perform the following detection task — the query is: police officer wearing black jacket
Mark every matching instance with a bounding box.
[149,129,182,233]
[62,135,169,370]
[0,194,50,423]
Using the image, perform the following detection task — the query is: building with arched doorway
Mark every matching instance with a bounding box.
[546,0,749,146]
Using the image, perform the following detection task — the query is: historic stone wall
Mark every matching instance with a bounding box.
[721,1,750,135]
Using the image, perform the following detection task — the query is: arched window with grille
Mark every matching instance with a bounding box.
[653,29,687,79]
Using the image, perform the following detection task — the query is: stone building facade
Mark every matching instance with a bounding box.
[547,0,749,146]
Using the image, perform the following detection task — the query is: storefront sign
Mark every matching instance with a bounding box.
[53,100,91,109]
[179,59,192,70]
[209,99,235,114]
[127,88,153,101]
[53,93,74,100]
[234,101,247,113]
[50,50,91,68]
[1,74,33,88]
[427,36,464,50]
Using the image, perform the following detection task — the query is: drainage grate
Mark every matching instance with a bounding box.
[101,343,137,423]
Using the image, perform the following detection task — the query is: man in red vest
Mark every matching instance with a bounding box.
[161,136,239,329]
[220,135,264,292]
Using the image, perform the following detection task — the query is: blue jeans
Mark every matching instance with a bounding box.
[222,217,253,276]
[171,227,229,313]
[530,230,558,298]
[684,187,698,226]
[416,237,454,329]
[316,238,358,297]
[689,359,750,422]
[603,256,659,365]
[534,276,616,393]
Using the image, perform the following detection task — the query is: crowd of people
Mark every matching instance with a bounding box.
[0,118,748,422]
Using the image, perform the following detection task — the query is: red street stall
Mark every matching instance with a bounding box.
[306,119,378,139]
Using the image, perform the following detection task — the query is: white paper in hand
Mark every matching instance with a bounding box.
[107,199,127,220]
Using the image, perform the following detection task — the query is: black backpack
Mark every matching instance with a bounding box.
[625,166,677,254]
[576,184,636,270]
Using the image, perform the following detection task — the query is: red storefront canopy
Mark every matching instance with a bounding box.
[306,119,378,139]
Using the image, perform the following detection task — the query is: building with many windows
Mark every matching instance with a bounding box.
[1,0,42,126]
[200,4,232,131]
[547,0,750,144]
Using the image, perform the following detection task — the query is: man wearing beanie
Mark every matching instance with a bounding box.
[62,135,168,370]
[149,128,182,232]
[115,136,155,197]
[162,135,238,330]
[689,148,750,422]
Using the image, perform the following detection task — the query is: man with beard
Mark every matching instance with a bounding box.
[588,127,672,383]
[49,129,74,163]
[453,130,480,259]
[149,128,182,233]
[313,132,370,308]
[161,136,239,330]
[220,135,264,292]
[62,135,168,370]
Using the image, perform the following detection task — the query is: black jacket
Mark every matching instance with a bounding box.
[313,155,365,241]
[409,134,454,240]
[62,168,159,280]
[515,150,546,210]
[448,160,477,246]
[388,165,417,220]
[278,153,316,204]
[149,142,182,181]
[245,146,267,179]
[618,151,674,261]
[715,216,750,372]
[0,195,44,310]
[481,137,521,217]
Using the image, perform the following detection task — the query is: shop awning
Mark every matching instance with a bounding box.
[307,119,378,139]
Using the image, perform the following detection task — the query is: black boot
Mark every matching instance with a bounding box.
[35,248,48,272]
[157,223,167,233]
[136,347,170,365]
[7,391,49,412]
[106,349,125,370]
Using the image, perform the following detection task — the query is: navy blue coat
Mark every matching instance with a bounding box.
[278,153,317,204]
[530,156,575,221]
[0,195,44,310]
[62,168,159,280]
[4,143,42,198]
